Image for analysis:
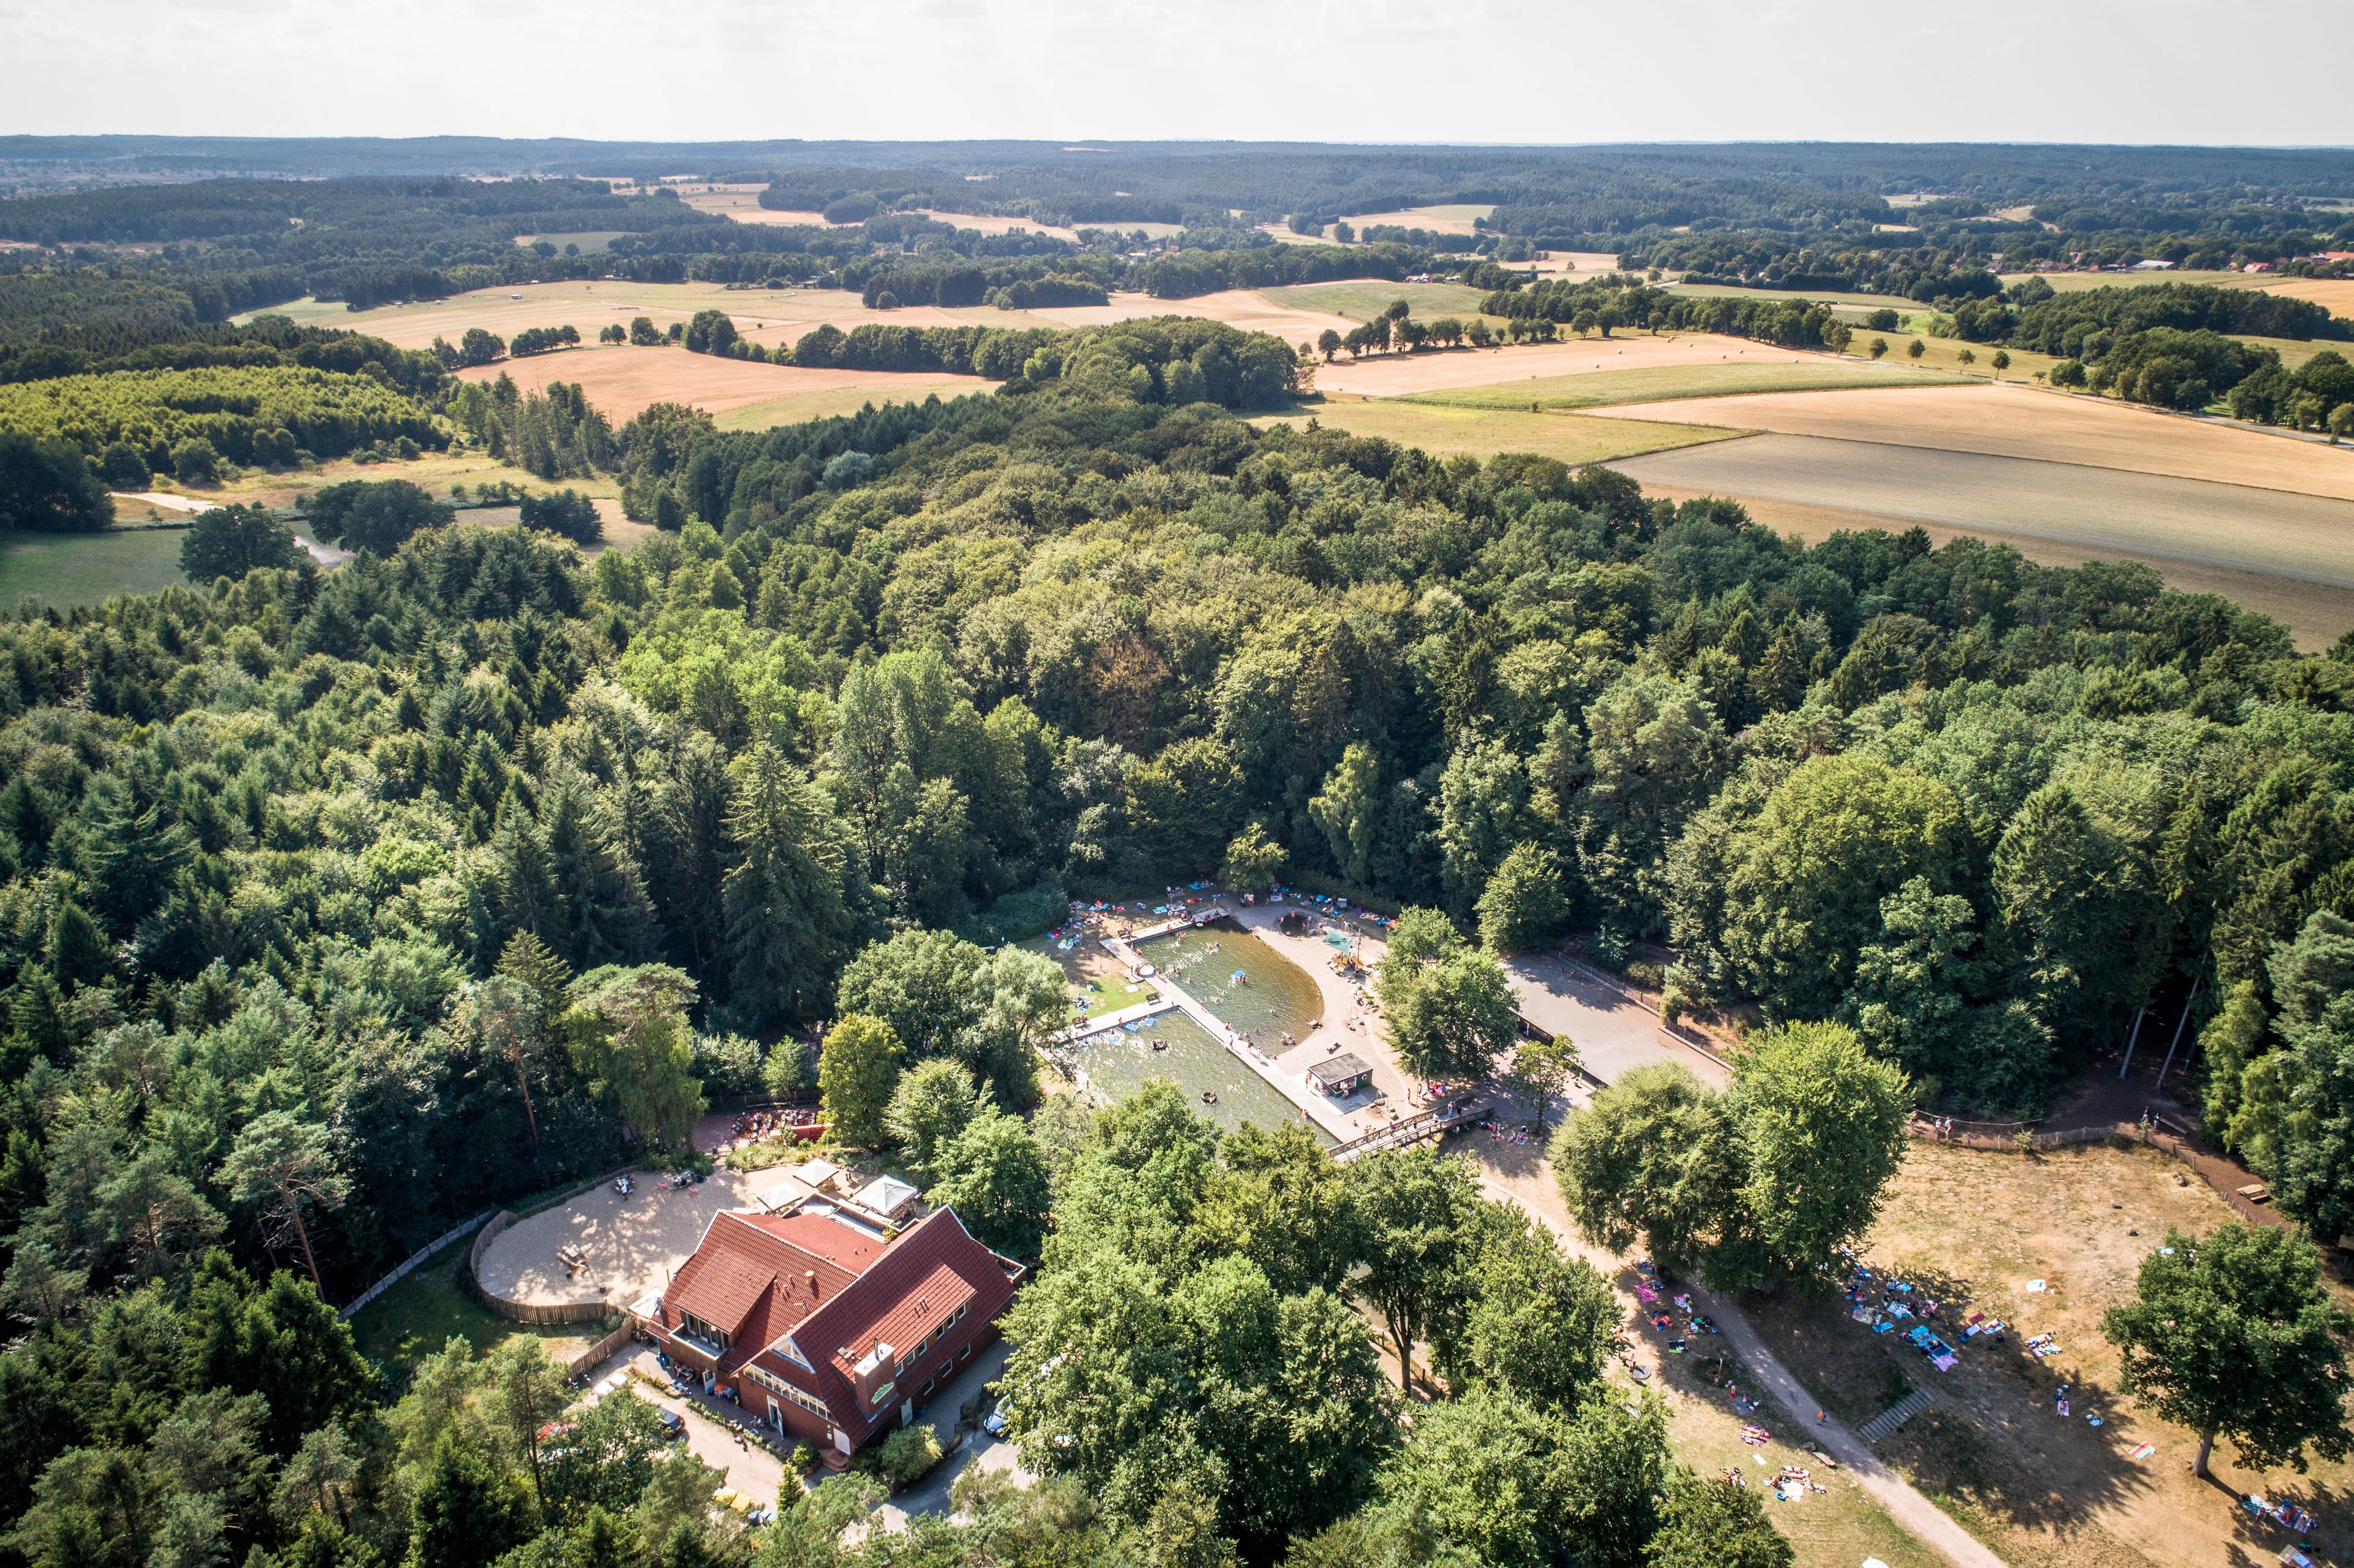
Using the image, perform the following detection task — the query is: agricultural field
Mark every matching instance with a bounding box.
[713,379,995,432]
[236,279,965,354]
[1398,357,1971,410]
[1257,400,1734,468]
[1586,382,2354,500]
[1628,481,2354,651]
[1612,433,2354,641]
[0,526,186,608]
[1342,205,1491,235]
[1261,280,1501,325]
[454,344,985,425]
[511,230,630,253]
[1748,1138,2354,1568]
[1027,287,1355,344]
[2001,271,2354,322]
[1315,332,1865,400]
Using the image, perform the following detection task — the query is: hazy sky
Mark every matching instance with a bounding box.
[6,0,2350,147]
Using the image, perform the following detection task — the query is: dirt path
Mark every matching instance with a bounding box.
[1484,1170,2009,1568]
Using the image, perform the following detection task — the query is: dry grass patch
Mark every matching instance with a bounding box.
[1258,402,1734,466]
[1746,1139,2354,1568]
[1586,381,2354,501]
[209,450,620,510]
[453,346,987,424]
[714,380,991,432]
[1343,206,1490,235]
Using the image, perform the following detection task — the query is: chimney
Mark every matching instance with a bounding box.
[807,1268,819,1296]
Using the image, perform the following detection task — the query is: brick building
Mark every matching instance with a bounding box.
[633,1200,1024,1464]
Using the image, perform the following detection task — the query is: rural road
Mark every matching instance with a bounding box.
[1484,1180,2008,1568]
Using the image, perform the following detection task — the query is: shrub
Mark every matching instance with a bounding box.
[872,1423,943,1487]
[171,436,221,484]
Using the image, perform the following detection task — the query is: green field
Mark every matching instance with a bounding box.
[1399,359,1971,410]
[0,527,187,608]
[1262,281,1502,324]
[348,1237,601,1374]
[1256,402,1735,466]
[1661,281,1913,311]
[1998,269,2258,292]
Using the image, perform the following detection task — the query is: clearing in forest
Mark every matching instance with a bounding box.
[1746,1137,2354,1568]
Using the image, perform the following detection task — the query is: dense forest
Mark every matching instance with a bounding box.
[5,282,2354,1559]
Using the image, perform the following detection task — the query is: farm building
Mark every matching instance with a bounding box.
[631,1201,1024,1464]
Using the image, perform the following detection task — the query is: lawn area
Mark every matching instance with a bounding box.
[1846,332,2068,382]
[1262,280,1503,325]
[1400,359,1971,410]
[1256,402,1737,465]
[1744,1137,2354,1568]
[0,527,186,608]
[348,1235,601,1376]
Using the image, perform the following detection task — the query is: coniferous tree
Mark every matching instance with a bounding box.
[722,742,866,1024]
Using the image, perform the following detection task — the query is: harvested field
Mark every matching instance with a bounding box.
[1748,1138,2354,1568]
[454,345,985,424]
[1630,482,2354,651]
[1841,332,2066,381]
[1612,433,2354,594]
[1260,224,1342,246]
[1257,402,1732,467]
[1315,333,1857,400]
[904,211,1103,242]
[212,450,621,510]
[2261,276,2354,320]
[1026,287,1355,344]
[676,183,832,226]
[1401,357,1970,409]
[238,280,959,355]
[1586,382,2354,501]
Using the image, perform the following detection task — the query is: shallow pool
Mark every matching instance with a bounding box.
[1136,920,1323,1049]
[1068,1008,1334,1146]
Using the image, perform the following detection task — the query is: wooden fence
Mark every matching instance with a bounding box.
[338,1211,492,1322]
[466,1162,641,1325]
[565,1321,638,1377]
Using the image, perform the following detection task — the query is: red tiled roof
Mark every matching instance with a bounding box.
[838,1262,974,1371]
[748,1208,1022,1444]
[669,1255,775,1338]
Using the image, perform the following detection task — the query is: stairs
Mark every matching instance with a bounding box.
[1857,1387,1935,1444]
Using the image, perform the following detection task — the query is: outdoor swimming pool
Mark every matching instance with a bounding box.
[1137,920,1322,1048]
[1068,1008,1334,1145]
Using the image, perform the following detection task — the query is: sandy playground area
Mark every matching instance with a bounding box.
[474,1167,772,1311]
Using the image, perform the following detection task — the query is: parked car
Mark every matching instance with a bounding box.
[981,1410,1007,1438]
[657,1410,686,1440]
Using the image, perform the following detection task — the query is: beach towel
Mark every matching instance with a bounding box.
[1932,1354,1959,1372]
[1740,1425,1770,1445]
[2128,1443,2157,1460]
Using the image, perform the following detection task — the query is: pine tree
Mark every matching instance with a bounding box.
[541,784,657,971]
[723,743,864,1024]
[46,899,109,988]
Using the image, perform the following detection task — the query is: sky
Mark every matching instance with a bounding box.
[4,0,2350,147]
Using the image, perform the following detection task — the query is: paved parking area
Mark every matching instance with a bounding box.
[870,1338,1027,1529]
